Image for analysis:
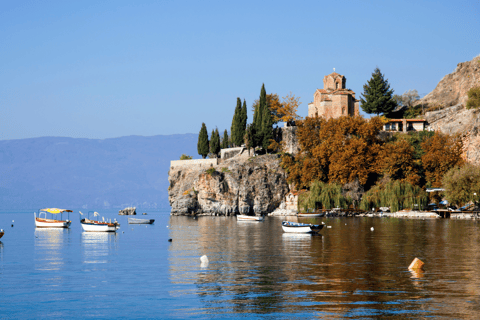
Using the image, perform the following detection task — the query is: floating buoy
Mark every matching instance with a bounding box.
[11,224,14,227]
[12,220,14,223]
[370,227,374,231]
[200,255,209,267]
[408,257,425,270]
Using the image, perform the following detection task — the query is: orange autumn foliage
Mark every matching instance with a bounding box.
[282,116,384,189]
[421,133,463,187]
[378,138,421,185]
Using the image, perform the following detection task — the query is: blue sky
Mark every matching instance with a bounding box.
[1,0,479,140]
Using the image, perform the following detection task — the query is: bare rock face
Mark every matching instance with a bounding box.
[119,207,136,215]
[168,154,289,216]
[418,55,480,108]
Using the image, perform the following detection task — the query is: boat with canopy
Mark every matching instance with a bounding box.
[80,211,120,232]
[35,208,72,228]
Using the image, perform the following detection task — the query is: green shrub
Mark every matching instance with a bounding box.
[206,167,216,176]
[466,86,480,109]
[220,167,231,173]
[180,154,193,160]
[299,181,350,211]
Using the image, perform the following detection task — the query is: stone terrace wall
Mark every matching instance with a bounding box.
[170,158,218,169]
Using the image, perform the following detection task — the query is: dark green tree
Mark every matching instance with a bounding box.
[197,122,209,159]
[210,128,220,157]
[221,129,229,149]
[231,98,242,146]
[360,67,397,115]
[253,84,267,147]
[261,98,274,150]
[245,124,255,156]
[239,99,248,144]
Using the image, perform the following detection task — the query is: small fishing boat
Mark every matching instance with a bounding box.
[281,221,324,233]
[236,214,264,221]
[0,229,4,239]
[297,212,325,217]
[128,218,155,224]
[35,208,72,228]
[80,211,120,232]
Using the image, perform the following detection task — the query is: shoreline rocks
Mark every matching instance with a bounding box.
[119,207,136,215]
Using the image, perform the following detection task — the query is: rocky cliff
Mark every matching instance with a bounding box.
[168,154,290,216]
[419,55,480,108]
[422,55,480,165]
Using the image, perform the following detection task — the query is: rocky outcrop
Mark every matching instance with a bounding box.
[168,154,290,216]
[119,207,136,215]
[418,55,480,108]
[421,55,480,165]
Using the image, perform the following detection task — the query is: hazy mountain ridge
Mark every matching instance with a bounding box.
[0,134,198,210]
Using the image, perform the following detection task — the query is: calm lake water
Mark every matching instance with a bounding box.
[1,210,480,319]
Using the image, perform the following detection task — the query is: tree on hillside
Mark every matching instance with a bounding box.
[269,92,303,124]
[240,99,248,143]
[197,123,209,159]
[245,124,255,156]
[442,163,480,206]
[230,98,242,146]
[253,84,267,148]
[261,98,274,150]
[360,68,397,116]
[421,133,463,187]
[209,128,221,157]
[221,129,229,149]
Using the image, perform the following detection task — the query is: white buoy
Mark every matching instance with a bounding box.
[200,255,209,267]
[371,227,374,231]
[12,220,14,223]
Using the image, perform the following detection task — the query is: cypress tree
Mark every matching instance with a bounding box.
[360,67,397,115]
[197,123,209,159]
[253,84,267,148]
[210,128,220,157]
[261,98,274,150]
[239,99,248,145]
[231,98,242,146]
[222,129,229,149]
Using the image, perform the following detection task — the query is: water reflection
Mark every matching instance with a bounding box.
[34,228,70,271]
[81,232,118,265]
[168,216,480,318]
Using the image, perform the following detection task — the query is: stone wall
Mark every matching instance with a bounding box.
[220,147,244,160]
[170,158,218,169]
[281,126,300,155]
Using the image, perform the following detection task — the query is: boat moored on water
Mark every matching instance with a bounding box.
[80,211,120,232]
[236,214,264,221]
[128,218,155,224]
[281,221,324,233]
[297,212,325,217]
[35,208,72,228]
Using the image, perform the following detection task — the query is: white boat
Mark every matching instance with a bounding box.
[297,212,325,217]
[35,208,72,228]
[236,214,264,221]
[80,211,120,232]
[281,221,324,233]
[128,218,155,224]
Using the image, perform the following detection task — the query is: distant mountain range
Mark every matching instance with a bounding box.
[0,134,198,210]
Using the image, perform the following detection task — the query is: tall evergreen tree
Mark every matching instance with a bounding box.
[221,129,229,149]
[261,98,274,150]
[210,128,220,157]
[197,123,209,159]
[253,84,267,147]
[239,99,248,144]
[360,67,397,115]
[231,98,242,146]
[245,124,255,156]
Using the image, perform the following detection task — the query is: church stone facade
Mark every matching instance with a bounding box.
[308,72,360,119]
